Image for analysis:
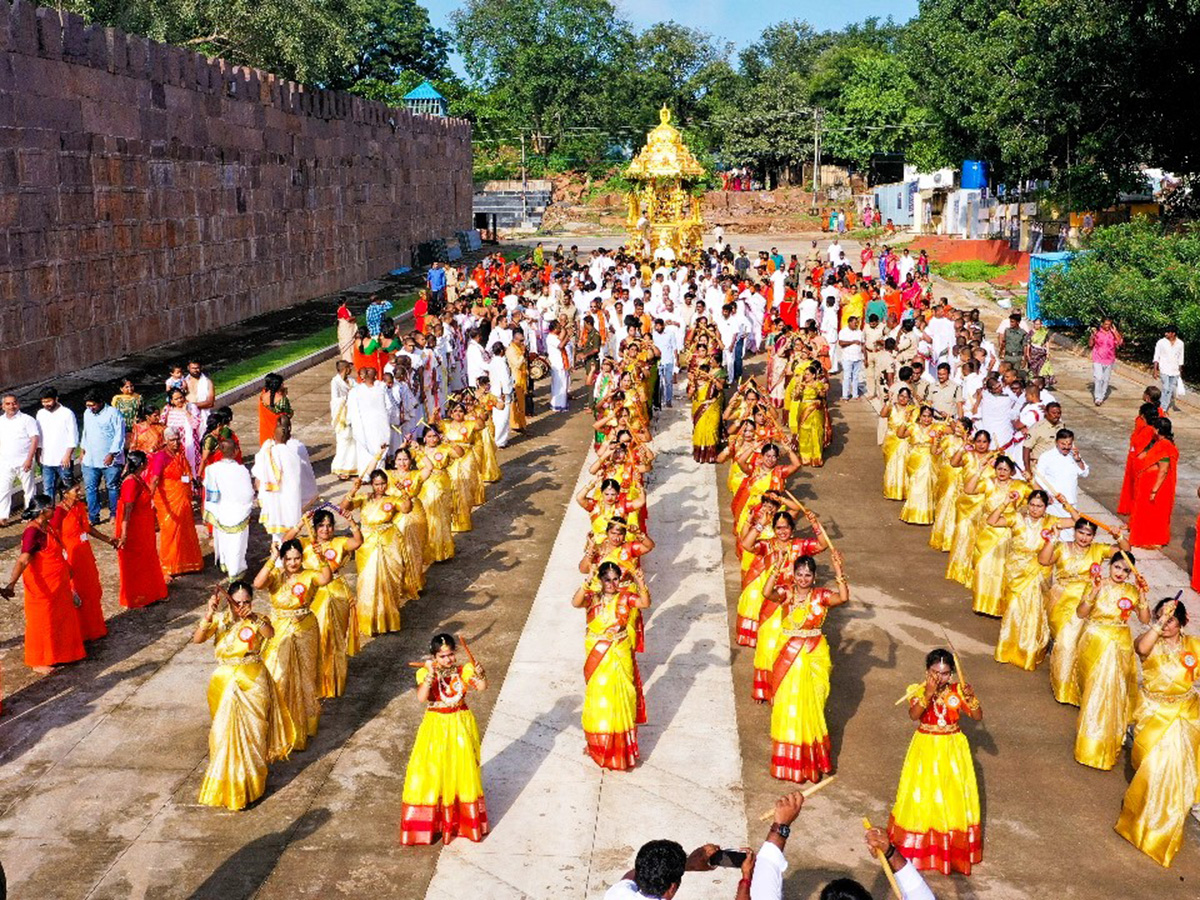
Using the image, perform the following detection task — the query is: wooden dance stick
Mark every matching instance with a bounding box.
[348,447,388,495]
[756,775,839,821]
[862,817,903,899]
[786,491,837,554]
[941,626,968,688]
[458,633,482,671]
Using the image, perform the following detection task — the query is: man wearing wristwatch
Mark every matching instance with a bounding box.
[749,793,936,900]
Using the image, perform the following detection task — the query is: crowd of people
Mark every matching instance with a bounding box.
[0,227,1196,890]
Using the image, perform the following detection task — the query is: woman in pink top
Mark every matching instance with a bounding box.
[1089,318,1123,405]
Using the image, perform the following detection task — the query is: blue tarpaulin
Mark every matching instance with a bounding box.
[1027,251,1080,324]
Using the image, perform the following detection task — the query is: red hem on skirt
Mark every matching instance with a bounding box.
[693,446,719,463]
[887,815,981,875]
[399,797,489,845]
[770,737,833,784]
[586,729,640,770]
[752,668,770,701]
[736,617,758,647]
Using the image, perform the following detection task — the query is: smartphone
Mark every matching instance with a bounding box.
[709,849,748,869]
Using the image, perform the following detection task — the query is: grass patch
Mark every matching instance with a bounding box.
[933,259,1014,282]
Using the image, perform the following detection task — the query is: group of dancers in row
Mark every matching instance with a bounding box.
[878,383,1196,865]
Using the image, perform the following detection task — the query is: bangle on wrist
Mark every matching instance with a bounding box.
[885,843,897,861]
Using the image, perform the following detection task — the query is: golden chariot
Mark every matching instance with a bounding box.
[626,106,706,260]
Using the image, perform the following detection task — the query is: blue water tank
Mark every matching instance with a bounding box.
[961,160,989,190]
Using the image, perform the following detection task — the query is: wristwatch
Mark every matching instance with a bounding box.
[769,823,791,839]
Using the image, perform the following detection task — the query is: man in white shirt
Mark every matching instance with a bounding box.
[251,420,305,543]
[838,316,866,399]
[202,439,255,578]
[0,393,39,523]
[925,304,956,366]
[796,291,819,330]
[1036,428,1089,518]
[1152,325,1185,411]
[36,387,77,499]
[185,359,215,432]
[346,367,392,477]
[826,239,843,266]
[716,302,750,383]
[897,248,916,282]
[465,328,489,387]
[652,318,680,407]
[486,342,513,447]
[819,296,841,374]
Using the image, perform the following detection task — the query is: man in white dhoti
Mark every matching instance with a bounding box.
[202,439,254,578]
[546,321,570,411]
[487,342,513,448]
[251,421,303,542]
[329,360,357,479]
[281,418,318,511]
[346,367,392,477]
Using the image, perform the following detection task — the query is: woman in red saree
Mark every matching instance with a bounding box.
[54,477,114,641]
[151,428,205,580]
[257,373,292,446]
[1128,418,1179,549]
[113,451,168,608]
[1117,402,1160,515]
[1,494,86,673]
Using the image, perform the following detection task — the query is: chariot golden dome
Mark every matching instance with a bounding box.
[627,106,705,180]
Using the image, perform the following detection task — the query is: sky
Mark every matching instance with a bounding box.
[423,0,921,74]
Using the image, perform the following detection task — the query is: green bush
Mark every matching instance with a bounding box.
[1038,218,1200,359]
[933,259,1014,282]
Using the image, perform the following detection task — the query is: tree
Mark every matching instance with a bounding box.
[331,0,453,90]
[451,0,634,153]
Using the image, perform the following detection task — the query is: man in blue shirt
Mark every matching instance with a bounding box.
[365,295,393,337]
[80,389,125,524]
[427,261,447,316]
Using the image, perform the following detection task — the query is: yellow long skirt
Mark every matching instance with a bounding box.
[945,492,986,586]
[928,462,960,551]
[448,455,476,532]
[263,612,322,752]
[355,533,407,636]
[769,639,833,783]
[198,661,293,810]
[399,707,489,845]
[1073,623,1137,770]
[729,460,748,497]
[419,471,456,562]
[468,441,487,505]
[881,433,909,500]
[994,556,1050,670]
[735,568,771,647]
[582,638,640,770]
[395,508,428,596]
[310,576,357,698]
[752,604,785,701]
[692,399,722,462]
[971,523,1011,617]
[797,403,825,466]
[1048,584,1091,704]
[888,730,982,875]
[479,424,501,483]
[900,446,934,524]
[1115,693,1200,866]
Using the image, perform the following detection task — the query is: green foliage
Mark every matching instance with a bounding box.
[932,260,1014,282]
[1039,219,1200,353]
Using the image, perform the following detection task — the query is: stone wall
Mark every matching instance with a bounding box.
[0,0,472,387]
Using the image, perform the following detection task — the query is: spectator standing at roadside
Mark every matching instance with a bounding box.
[1088,317,1123,405]
[36,388,77,500]
[79,391,125,525]
[0,394,39,525]
[1152,325,1185,411]
[427,260,448,316]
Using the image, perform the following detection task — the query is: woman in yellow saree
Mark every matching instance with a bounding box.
[341,470,411,636]
[731,442,801,540]
[879,387,916,501]
[993,491,1061,671]
[572,561,651,770]
[192,582,293,810]
[889,648,983,875]
[1115,598,1200,866]
[389,446,434,570]
[718,418,759,499]
[929,419,970,550]
[399,633,489,845]
[765,550,849,784]
[898,406,937,525]
[792,363,827,466]
[470,382,503,483]
[1070,551,1150,770]
[1040,519,1131,704]
[945,430,994,586]
[252,539,332,753]
[577,476,647,542]
[442,403,483,530]
[733,492,804,646]
[415,426,462,561]
[286,508,362,699]
[968,455,1030,617]
[689,362,726,463]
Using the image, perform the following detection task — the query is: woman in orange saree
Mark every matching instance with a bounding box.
[257,373,292,446]
[1128,418,1179,550]
[1,494,87,674]
[151,428,205,581]
[113,451,168,608]
[1117,402,1160,515]
[54,477,114,641]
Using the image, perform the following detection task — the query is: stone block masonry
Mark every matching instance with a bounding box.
[0,0,472,387]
